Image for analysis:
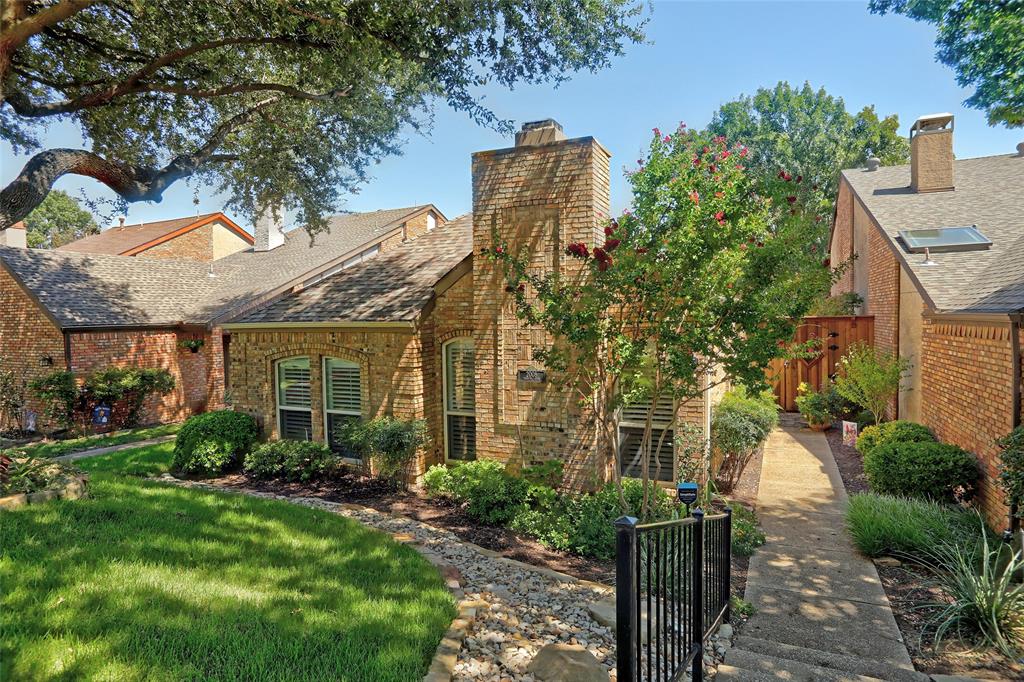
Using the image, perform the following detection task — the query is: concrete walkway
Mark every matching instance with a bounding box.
[54,435,176,462]
[719,427,928,681]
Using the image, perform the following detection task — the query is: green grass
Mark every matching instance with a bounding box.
[846,492,987,559]
[17,422,182,458]
[1,444,456,681]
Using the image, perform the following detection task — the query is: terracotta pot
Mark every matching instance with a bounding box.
[807,420,831,431]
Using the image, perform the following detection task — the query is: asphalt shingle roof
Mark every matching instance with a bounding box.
[1,205,442,327]
[55,213,232,255]
[842,153,1024,314]
[232,214,473,325]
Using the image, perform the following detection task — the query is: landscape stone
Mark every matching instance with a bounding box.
[526,643,608,682]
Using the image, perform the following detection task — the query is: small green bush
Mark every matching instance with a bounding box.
[521,460,564,488]
[712,387,778,491]
[846,493,985,558]
[447,460,529,525]
[560,479,677,559]
[82,366,175,427]
[29,370,78,429]
[865,441,977,502]
[339,417,428,485]
[244,440,336,482]
[422,463,455,498]
[856,420,935,457]
[997,425,1024,517]
[172,410,258,476]
[795,382,833,426]
[730,504,765,557]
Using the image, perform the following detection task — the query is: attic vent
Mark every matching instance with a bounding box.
[897,225,991,254]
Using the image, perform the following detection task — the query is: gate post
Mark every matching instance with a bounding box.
[691,509,705,682]
[615,516,639,682]
[724,507,733,623]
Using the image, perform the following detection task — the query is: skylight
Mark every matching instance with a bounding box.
[897,226,991,254]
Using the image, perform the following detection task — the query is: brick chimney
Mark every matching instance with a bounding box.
[0,221,27,248]
[470,119,610,481]
[910,113,954,193]
[254,205,285,251]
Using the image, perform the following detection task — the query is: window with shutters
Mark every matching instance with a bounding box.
[276,357,312,440]
[618,389,676,482]
[323,357,362,458]
[443,338,476,461]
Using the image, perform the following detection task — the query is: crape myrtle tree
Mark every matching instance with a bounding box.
[870,0,1024,128]
[0,0,644,231]
[488,127,842,515]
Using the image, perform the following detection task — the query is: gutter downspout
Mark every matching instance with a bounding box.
[1006,312,1022,541]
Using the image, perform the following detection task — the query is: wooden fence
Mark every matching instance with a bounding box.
[767,316,874,411]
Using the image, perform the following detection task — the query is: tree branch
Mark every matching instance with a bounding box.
[0,97,277,228]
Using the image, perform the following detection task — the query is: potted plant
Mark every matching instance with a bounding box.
[178,338,204,353]
[795,382,834,431]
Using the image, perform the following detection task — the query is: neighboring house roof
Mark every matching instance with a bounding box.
[55,212,252,255]
[0,204,445,329]
[841,153,1024,314]
[226,214,474,326]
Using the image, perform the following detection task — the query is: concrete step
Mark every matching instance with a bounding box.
[720,649,885,681]
[732,635,929,682]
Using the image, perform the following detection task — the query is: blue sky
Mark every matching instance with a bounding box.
[2,1,1020,230]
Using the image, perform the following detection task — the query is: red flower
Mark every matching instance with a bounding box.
[810,245,818,254]
[636,247,649,255]
[757,241,765,248]
[604,222,617,237]
[720,150,731,160]
[518,283,526,292]
[604,238,621,251]
[708,164,717,173]
[663,135,671,143]
[715,191,725,199]
[689,190,700,205]
[822,258,831,268]
[495,245,504,254]
[796,175,803,183]
[715,211,726,224]
[566,242,590,259]
[786,196,797,204]
[740,243,747,251]
[778,170,786,179]
[739,147,749,158]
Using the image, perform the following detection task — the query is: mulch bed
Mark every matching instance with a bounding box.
[824,428,1024,679]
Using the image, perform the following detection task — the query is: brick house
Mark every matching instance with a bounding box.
[0,205,446,427]
[221,120,722,486]
[829,113,1024,528]
[55,212,253,262]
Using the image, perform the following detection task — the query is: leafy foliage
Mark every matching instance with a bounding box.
[864,441,977,502]
[21,190,98,248]
[0,454,81,495]
[809,292,864,316]
[870,1,1024,127]
[997,426,1024,518]
[0,1,644,229]
[243,440,336,482]
[856,420,936,457]
[28,370,78,430]
[338,417,428,486]
[82,367,175,428]
[491,127,838,513]
[520,460,565,488]
[846,492,987,558]
[430,460,529,525]
[706,80,909,237]
[0,360,28,433]
[711,388,778,491]
[794,382,835,426]
[730,504,766,557]
[924,530,1024,657]
[171,410,258,476]
[833,342,908,425]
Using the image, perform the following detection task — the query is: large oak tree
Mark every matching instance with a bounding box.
[0,0,644,230]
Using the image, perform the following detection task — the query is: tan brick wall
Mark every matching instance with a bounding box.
[920,319,1015,529]
[470,136,613,488]
[69,329,220,424]
[830,177,855,295]
[864,211,900,419]
[136,221,250,262]
[0,267,67,423]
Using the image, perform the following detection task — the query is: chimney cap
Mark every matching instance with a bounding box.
[865,156,881,171]
[911,113,954,137]
[515,118,567,147]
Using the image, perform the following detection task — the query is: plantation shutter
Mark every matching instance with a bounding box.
[619,426,675,482]
[444,339,476,461]
[280,409,313,440]
[277,358,311,408]
[324,358,361,413]
[621,392,676,427]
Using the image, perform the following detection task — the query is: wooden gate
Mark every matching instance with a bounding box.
[768,316,874,411]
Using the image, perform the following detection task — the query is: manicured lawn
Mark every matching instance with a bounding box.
[18,422,182,458]
[1,445,455,681]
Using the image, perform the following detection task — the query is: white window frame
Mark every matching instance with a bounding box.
[322,356,362,462]
[275,356,312,441]
[442,337,476,462]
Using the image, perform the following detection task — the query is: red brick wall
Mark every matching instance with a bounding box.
[920,319,1016,529]
[830,178,855,295]
[864,212,900,420]
[68,329,221,424]
[0,267,67,425]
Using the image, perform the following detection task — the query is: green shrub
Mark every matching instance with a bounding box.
[561,479,677,559]
[521,460,564,488]
[712,387,778,491]
[809,292,863,316]
[795,382,833,426]
[834,342,908,426]
[730,504,765,557]
[865,441,977,502]
[997,426,1024,517]
[0,454,80,495]
[244,440,336,482]
[29,370,78,429]
[447,460,529,525]
[925,530,1024,657]
[856,420,936,457]
[339,417,428,485]
[846,493,985,558]
[172,410,258,476]
[422,464,455,499]
[83,367,175,428]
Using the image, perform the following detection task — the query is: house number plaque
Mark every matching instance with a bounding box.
[517,369,547,384]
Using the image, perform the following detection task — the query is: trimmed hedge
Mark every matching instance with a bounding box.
[864,440,977,502]
[171,410,258,476]
[855,420,935,457]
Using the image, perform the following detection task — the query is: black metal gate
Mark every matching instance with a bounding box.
[615,509,732,682]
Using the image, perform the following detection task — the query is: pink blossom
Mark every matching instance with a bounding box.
[689,190,700,205]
